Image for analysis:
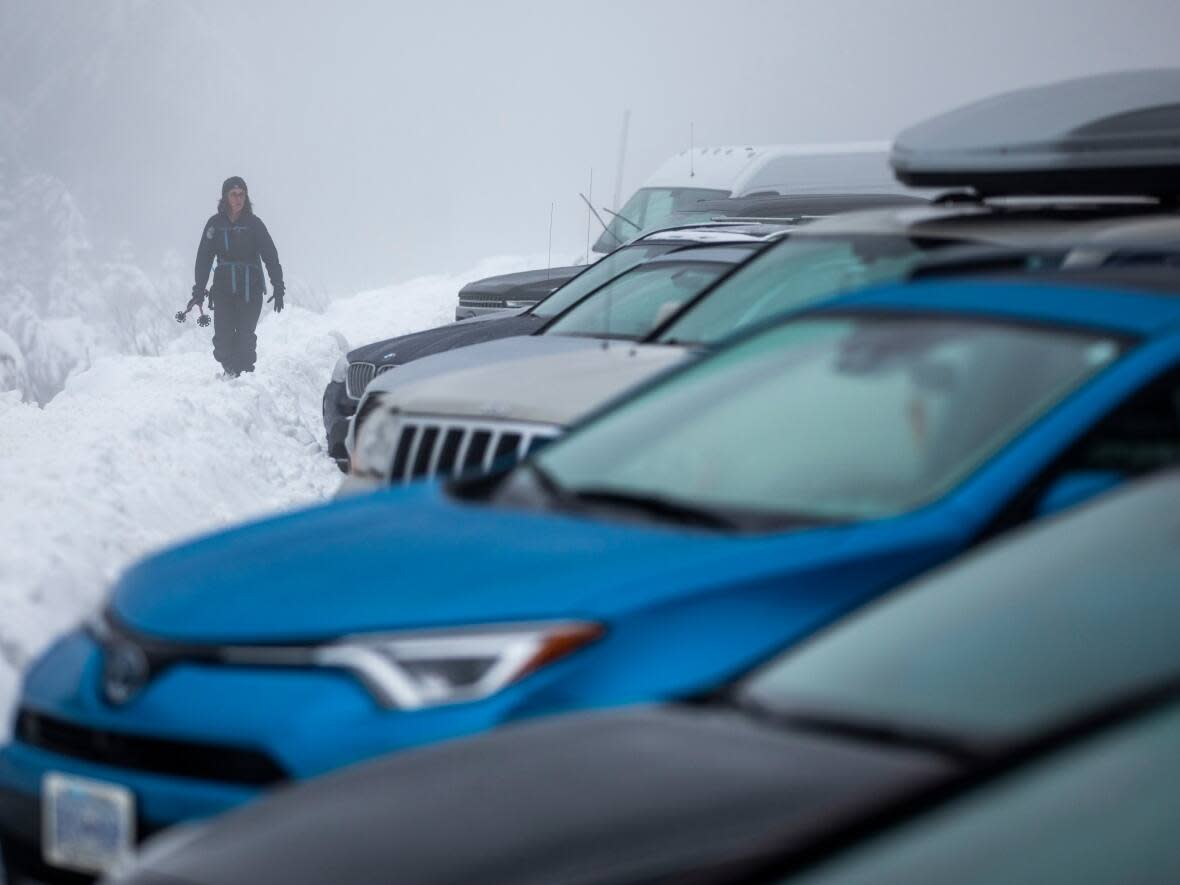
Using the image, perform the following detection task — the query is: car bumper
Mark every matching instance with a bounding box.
[321,380,355,469]
[0,627,580,875]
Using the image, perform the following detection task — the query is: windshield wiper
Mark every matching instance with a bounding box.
[654,335,704,347]
[566,486,740,531]
[602,206,643,233]
[731,692,982,764]
[524,461,573,504]
[579,193,625,246]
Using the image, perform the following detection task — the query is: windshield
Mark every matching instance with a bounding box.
[657,235,948,346]
[531,243,678,319]
[786,703,1180,885]
[544,260,737,340]
[739,469,1179,744]
[592,187,729,253]
[533,314,1122,524]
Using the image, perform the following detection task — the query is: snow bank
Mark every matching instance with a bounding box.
[0,255,540,729]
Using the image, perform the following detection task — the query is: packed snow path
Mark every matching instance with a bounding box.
[0,256,541,729]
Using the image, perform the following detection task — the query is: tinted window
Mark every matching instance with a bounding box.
[532,243,678,319]
[1060,371,1180,476]
[537,315,1121,521]
[544,262,734,339]
[786,703,1180,885]
[741,472,1180,742]
[658,236,935,345]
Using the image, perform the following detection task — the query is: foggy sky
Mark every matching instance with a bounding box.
[3,0,1179,293]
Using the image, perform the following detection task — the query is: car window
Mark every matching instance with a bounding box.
[531,243,679,319]
[593,187,729,252]
[657,236,939,345]
[536,314,1122,522]
[1059,369,1180,476]
[783,702,1180,885]
[544,262,734,339]
[738,470,1180,741]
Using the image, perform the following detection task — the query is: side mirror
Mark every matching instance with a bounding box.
[1035,469,1125,518]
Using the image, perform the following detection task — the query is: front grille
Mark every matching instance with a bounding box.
[346,363,395,399]
[457,296,507,309]
[346,362,376,399]
[16,710,287,787]
[384,415,560,483]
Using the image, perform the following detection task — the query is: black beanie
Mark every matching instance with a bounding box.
[221,176,248,196]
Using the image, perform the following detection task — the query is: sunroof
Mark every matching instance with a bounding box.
[892,69,1180,197]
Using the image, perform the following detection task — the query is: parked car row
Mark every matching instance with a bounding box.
[346,198,1180,487]
[326,192,923,469]
[2,68,1180,885]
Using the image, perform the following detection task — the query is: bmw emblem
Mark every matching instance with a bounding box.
[102,641,150,706]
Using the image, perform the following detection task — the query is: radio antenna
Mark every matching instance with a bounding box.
[584,168,594,262]
[579,192,619,244]
[547,202,555,280]
[612,109,631,212]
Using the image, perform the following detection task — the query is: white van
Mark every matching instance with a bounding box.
[592,141,896,252]
[456,142,902,319]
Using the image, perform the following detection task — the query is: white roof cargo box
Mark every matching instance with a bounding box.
[643,141,895,196]
[892,68,1180,196]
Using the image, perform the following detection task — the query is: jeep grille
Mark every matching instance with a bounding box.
[386,415,561,483]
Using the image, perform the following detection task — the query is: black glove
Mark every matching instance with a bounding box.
[268,288,285,313]
[187,285,205,311]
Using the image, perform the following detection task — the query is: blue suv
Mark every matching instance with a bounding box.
[6,271,1180,881]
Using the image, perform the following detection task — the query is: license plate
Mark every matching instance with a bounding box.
[42,772,135,875]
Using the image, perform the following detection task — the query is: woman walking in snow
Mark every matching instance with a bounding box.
[188,176,285,376]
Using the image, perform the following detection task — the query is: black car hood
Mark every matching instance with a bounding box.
[346,313,545,366]
[126,705,956,885]
[459,264,585,298]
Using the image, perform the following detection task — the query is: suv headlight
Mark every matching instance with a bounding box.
[331,355,349,383]
[349,398,400,476]
[313,621,603,709]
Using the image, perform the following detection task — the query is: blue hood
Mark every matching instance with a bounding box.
[110,484,845,644]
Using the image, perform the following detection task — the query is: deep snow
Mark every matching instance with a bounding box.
[0,254,542,732]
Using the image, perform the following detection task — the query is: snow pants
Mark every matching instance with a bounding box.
[212,289,264,374]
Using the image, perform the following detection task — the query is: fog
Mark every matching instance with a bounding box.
[3,0,1179,293]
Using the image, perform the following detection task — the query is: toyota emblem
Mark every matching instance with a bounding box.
[102,641,150,706]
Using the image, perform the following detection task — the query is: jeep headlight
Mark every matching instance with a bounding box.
[314,621,603,709]
[349,399,400,477]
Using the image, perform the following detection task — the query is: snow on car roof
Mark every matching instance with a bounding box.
[640,224,791,244]
[641,142,893,194]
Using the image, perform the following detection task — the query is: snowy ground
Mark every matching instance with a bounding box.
[0,255,541,733]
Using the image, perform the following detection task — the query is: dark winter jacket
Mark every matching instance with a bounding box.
[194,211,284,303]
